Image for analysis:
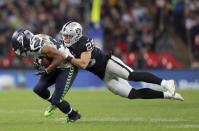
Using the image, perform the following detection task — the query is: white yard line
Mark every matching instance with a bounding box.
[166,124,199,128]
[0,109,42,114]
[54,117,187,122]
[150,118,187,123]
[54,117,145,122]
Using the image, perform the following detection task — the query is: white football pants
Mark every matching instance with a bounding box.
[103,56,134,98]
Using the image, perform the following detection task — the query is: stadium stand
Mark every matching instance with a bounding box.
[0,0,198,69]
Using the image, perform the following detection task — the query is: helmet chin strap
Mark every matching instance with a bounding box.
[63,38,73,47]
[64,41,72,47]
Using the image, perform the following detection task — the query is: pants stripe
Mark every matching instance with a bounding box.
[110,58,132,73]
[60,66,75,102]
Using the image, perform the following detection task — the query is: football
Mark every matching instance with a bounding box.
[41,57,52,68]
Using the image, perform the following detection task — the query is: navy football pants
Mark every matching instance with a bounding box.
[33,66,78,114]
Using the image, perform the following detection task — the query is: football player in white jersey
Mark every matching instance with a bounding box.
[11,29,80,123]
[60,22,184,101]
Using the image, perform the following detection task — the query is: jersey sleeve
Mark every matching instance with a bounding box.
[78,36,95,52]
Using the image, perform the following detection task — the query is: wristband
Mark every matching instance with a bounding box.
[66,56,73,62]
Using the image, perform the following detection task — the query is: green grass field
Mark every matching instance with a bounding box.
[0,89,199,131]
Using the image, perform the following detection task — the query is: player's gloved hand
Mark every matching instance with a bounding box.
[59,45,73,62]
[33,61,41,70]
[35,69,48,76]
[65,56,73,62]
[33,58,42,70]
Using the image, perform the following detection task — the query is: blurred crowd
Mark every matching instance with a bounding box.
[171,0,199,67]
[0,0,199,69]
[0,0,88,68]
[102,0,199,69]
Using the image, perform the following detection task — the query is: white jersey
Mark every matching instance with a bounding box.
[30,34,73,69]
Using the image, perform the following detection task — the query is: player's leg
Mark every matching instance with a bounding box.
[50,66,80,122]
[33,73,56,100]
[104,77,184,100]
[128,88,184,100]
[106,56,176,95]
[104,77,163,99]
[33,73,57,117]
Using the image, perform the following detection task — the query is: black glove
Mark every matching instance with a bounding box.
[33,58,42,70]
[33,61,41,70]
[65,56,73,62]
[35,69,48,76]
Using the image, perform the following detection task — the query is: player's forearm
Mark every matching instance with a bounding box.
[41,46,66,73]
[66,57,88,69]
[65,51,91,69]
[72,58,88,69]
[46,56,64,72]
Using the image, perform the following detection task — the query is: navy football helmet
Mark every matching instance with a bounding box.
[11,29,34,56]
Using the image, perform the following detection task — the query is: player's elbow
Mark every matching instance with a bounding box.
[79,61,88,69]
[79,63,87,69]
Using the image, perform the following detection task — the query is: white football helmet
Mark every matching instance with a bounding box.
[60,21,83,47]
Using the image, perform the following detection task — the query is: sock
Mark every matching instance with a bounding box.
[128,72,162,85]
[68,109,77,116]
[67,107,73,114]
[47,94,52,101]
[128,88,164,99]
[59,100,72,114]
[50,99,71,114]
[163,91,171,98]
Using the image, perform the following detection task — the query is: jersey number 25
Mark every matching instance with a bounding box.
[85,39,94,51]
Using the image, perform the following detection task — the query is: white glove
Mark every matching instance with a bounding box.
[59,45,74,58]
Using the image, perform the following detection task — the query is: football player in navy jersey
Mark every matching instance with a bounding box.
[61,21,184,101]
[11,29,80,123]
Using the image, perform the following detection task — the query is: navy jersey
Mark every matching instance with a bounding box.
[69,36,111,79]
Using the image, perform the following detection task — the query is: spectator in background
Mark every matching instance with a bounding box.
[0,0,182,69]
[142,32,155,51]
[0,35,8,58]
[131,1,148,24]
[0,0,88,68]
[173,0,186,41]
[185,0,199,58]
[127,28,141,52]
[134,48,146,69]
[155,32,176,55]
[188,11,199,54]
[113,46,123,60]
